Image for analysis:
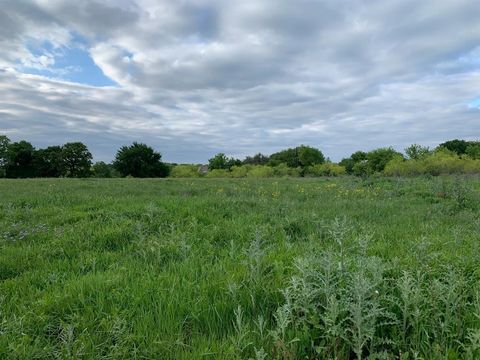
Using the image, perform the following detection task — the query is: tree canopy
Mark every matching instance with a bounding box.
[269,145,325,168]
[62,142,93,178]
[113,142,169,177]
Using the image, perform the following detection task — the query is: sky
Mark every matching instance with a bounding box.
[0,0,479,163]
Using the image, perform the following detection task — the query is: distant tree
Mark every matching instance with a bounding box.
[339,151,367,174]
[5,140,35,178]
[61,142,93,178]
[466,141,480,159]
[366,147,404,173]
[33,146,64,177]
[243,153,270,165]
[438,139,470,155]
[208,153,228,170]
[269,145,324,168]
[113,142,169,177]
[208,153,241,170]
[0,135,10,178]
[92,161,118,178]
[298,145,325,167]
[405,144,431,160]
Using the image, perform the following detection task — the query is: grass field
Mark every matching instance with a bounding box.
[1,177,480,359]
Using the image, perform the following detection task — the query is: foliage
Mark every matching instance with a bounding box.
[269,145,325,168]
[33,146,64,177]
[113,142,169,178]
[5,140,35,178]
[61,142,93,178]
[385,150,480,176]
[366,147,404,173]
[405,143,431,160]
[242,153,270,165]
[438,139,471,155]
[305,162,346,177]
[208,153,241,170]
[170,164,202,178]
[0,135,11,178]
[92,161,118,178]
[272,163,301,177]
[466,142,480,159]
[339,151,367,174]
[246,165,275,178]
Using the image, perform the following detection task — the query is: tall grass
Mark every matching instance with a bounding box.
[0,176,479,358]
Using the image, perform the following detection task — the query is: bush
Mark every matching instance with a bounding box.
[246,165,275,178]
[306,163,346,177]
[170,165,201,178]
[230,165,249,178]
[384,151,480,176]
[272,163,301,177]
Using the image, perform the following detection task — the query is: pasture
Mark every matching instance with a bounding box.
[0,177,479,359]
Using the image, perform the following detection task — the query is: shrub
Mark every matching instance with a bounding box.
[384,151,480,176]
[306,163,346,177]
[272,163,301,177]
[246,165,275,178]
[170,164,201,178]
[205,169,231,178]
[230,165,249,178]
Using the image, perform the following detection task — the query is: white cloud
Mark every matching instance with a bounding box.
[0,0,479,162]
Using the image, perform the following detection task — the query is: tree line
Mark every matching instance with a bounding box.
[0,134,479,178]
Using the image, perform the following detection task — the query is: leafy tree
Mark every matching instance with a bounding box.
[114,142,169,177]
[61,142,93,178]
[92,161,118,178]
[405,144,431,160]
[208,153,228,170]
[366,147,403,173]
[466,142,480,159]
[243,153,270,165]
[0,135,10,178]
[298,145,325,167]
[5,140,35,178]
[269,145,324,168]
[438,139,470,155]
[208,153,241,170]
[33,146,64,177]
[339,151,367,174]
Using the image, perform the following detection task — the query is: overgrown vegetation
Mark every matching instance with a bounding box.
[1,176,479,358]
[1,135,480,178]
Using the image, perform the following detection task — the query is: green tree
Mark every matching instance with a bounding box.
[243,153,270,165]
[405,144,431,160]
[5,140,35,178]
[113,142,169,177]
[33,146,64,177]
[366,147,403,173]
[208,153,241,170]
[92,161,118,178]
[466,142,480,159]
[339,151,367,174]
[0,135,10,178]
[269,145,324,168]
[438,139,469,155]
[61,142,93,178]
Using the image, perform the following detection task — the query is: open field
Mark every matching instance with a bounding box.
[1,177,480,359]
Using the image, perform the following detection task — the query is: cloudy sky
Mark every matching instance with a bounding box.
[1,0,479,163]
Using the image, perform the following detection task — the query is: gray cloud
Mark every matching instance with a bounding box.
[0,0,479,163]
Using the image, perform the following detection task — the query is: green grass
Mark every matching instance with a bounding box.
[0,176,479,359]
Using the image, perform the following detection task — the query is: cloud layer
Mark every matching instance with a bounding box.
[1,0,479,162]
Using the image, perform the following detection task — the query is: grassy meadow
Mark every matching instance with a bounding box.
[1,176,480,359]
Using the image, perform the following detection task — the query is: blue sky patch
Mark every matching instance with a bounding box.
[18,38,116,87]
[468,98,480,109]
